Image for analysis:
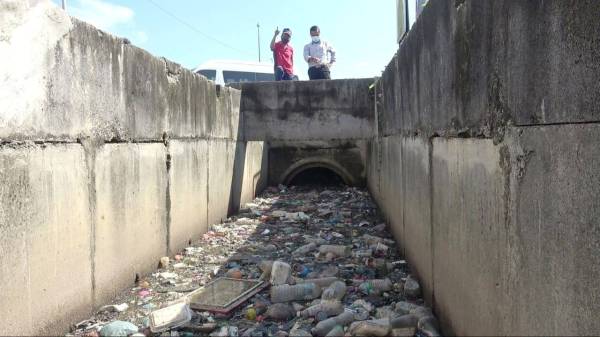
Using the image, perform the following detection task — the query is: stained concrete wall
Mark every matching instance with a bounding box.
[235,79,375,141]
[0,1,267,335]
[368,0,600,335]
[235,79,374,187]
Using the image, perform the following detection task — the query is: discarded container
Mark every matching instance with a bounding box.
[266,303,296,321]
[245,307,257,320]
[226,268,243,279]
[294,264,312,278]
[325,325,345,337]
[270,261,292,286]
[319,245,351,257]
[289,328,312,337]
[395,301,422,315]
[354,249,373,258]
[159,256,170,269]
[361,234,393,246]
[99,321,138,337]
[348,318,390,337]
[293,242,317,256]
[391,327,417,337]
[295,277,341,288]
[404,275,421,299]
[98,303,129,313]
[149,302,192,333]
[418,315,441,336]
[319,265,339,278]
[258,260,274,280]
[312,310,355,336]
[299,301,344,318]
[370,242,390,254]
[390,314,419,328]
[358,278,393,295]
[271,283,322,303]
[189,278,268,314]
[321,281,347,301]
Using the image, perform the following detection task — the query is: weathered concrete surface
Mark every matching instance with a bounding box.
[93,144,168,305]
[229,141,269,213]
[268,140,367,187]
[207,140,236,225]
[401,137,432,305]
[503,125,600,335]
[0,144,92,335]
[431,138,507,336]
[236,79,375,141]
[0,1,240,142]
[168,140,209,254]
[376,0,600,139]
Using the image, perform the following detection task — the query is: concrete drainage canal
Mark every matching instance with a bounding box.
[71,186,439,337]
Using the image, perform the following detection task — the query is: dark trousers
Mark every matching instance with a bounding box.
[308,65,331,80]
[275,66,297,81]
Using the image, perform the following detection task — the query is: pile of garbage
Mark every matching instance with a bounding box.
[69,186,440,337]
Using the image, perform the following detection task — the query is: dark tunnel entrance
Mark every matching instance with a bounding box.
[287,167,346,187]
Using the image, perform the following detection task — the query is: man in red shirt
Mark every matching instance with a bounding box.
[270,27,297,81]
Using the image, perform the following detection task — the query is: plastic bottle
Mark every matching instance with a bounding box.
[295,277,341,288]
[258,260,274,280]
[312,310,355,336]
[363,234,395,245]
[270,261,292,286]
[348,318,390,337]
[293,242,317,256]
[270,283,322,303]
[358,278,392,295]
[299,301,344,319]
[354,249,373,258]
[318,245,351,257]
[321,281,347,301]
[390,314,419,328]
[325,325,345,337]
[418,315,441,337]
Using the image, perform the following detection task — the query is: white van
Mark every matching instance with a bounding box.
[192,60,275,85]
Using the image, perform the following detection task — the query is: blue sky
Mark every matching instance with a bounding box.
[50,0,419,80]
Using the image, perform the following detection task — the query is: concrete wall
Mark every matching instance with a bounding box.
[235,79,375,141]
[0,1,267,335]
[234,79,374,187]
[368,0,600,335]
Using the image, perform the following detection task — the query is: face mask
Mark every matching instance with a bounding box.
[311,36,320,43]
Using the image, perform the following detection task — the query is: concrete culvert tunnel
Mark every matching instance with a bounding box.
[286,166,346,186]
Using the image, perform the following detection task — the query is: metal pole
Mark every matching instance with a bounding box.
[62,0,67,10]
[257,23,261,62]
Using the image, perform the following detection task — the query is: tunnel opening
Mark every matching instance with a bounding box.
[287,167,346,186]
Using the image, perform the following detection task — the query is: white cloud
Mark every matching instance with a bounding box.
[69,0,134,30]
[133,30,148,44]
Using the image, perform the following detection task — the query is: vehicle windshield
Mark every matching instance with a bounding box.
[223,71,274,84]
[197,69,216,81]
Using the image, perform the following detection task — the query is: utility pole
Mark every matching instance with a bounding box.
[257,23,261,62]
[62,0,67,10]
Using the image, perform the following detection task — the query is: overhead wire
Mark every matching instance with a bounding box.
[146,0,253,56]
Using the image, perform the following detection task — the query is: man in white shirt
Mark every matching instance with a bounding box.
[303,25,336,80]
